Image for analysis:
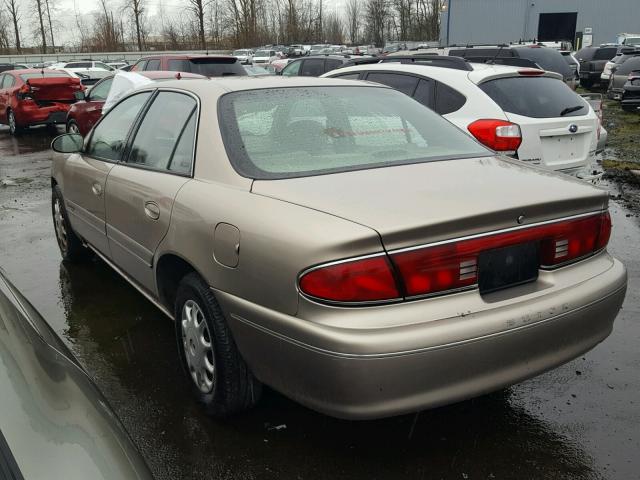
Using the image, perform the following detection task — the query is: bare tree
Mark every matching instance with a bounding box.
[345,0,360,44]
[5,0,20,53]
[0,9,11,52]
[187,0,208,49]
[123,0,146,50]
[44,0,55,49]
[364,0,388,46]
[34,0,47,53]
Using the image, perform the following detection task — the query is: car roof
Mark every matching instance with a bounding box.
[140,54,235,60]
[5,68,69,75]
[131,76,389,97]
[326,60,545,77]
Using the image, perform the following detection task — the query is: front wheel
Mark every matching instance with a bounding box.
[175,272,261,417]
[52,185,87,262]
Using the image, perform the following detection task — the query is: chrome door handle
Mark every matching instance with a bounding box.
[91,182,102,196]
[144,201,160,220]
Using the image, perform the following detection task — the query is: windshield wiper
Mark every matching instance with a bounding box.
[560,105,585,116]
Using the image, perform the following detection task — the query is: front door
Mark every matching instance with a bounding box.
[64,91,152,256]
[104,90,198,293]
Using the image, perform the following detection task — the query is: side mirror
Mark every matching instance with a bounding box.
[74,90,86,101]
[51,133,83,153]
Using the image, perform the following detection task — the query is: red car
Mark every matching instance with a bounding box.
[66,71,206,136]
[130,54,247,77]
[0,69,83,135]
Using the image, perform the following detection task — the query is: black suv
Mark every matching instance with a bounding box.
[574,45,619,88]
[279,55,353,77]
[621,69,640,112]
[448,45,576,87]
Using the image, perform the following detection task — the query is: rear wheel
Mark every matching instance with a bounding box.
[52,185,87,262]
[7,109,22,136]
[175,272,261,417]
[66,120,80,134]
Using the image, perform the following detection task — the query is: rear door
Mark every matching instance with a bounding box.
[104,90,197,292]
[63,92,152,256]
[479,75,597,172]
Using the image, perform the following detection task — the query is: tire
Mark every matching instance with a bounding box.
[66,119,80,134]
[7,109,22,136]
[581,79,593,89]
[52,185,87,262]
[175,272,261,417]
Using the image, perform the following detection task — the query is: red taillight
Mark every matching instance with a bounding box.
[517,69,545,76]
[467,119,522,152]
[390,212,611,298]
[299,212,611,303]
[299,255,400,303]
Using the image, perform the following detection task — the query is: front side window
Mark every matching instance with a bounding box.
[146,59,161,70]
[86,92,152,161]
[94,62,112,70]
[126,92,197,172]
[282,61,302,76]
[219,86,489,179]
[88,77,113,101]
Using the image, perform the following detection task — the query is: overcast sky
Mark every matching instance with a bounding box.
[32,0,343,46]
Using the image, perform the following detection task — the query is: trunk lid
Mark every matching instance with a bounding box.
[252,157,607,251]
[507,111,597,171]
[25,77,82,102]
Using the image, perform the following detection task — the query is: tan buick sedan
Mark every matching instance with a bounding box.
[50,77,627,419]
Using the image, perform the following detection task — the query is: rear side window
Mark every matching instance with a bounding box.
[301,59,325,76]
[188,58,246,76]
[435,82,465,114]
[366,72,419,96]
[127,92,197,172]
[593,48,618,61]
[480,77,588,118]
[325,59,344,72]
[332,73,360,80]
[413,79,434,108]
[86,92,152,161]
[146,59,161,70]
[66,62,91,68]
[168,59,191,72]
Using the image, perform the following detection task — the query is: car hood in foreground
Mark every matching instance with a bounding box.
[252,156,608,250]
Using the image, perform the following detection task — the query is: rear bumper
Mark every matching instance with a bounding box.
[15,103,71,126]
[217,256,627,419]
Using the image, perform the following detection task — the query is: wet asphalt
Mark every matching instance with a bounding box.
[0,125,638,480]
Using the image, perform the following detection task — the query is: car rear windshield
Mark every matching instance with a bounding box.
[20,72,70,80]
[514,48,572,78]
[618,56,640,75]
[479,76,589,118]
[218,86,489,179]
[593,48,618,60]
[188,58,246,76]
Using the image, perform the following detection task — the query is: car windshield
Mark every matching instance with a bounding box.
[480,76,589,118]
[255,51,271,57]
[219,86,489,180]
[20,72,69,80]
[233,50,249,55]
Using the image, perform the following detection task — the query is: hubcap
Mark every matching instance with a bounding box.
[53,197,68,252]
[181,300,215,394]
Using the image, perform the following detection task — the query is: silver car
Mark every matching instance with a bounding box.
[50,77,627,419]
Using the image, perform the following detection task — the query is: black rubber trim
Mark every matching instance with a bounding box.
[0,429,24,480]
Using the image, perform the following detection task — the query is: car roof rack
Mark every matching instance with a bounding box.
[380,55,474,70]
[464,56,540,69]
[345,55,473,71]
